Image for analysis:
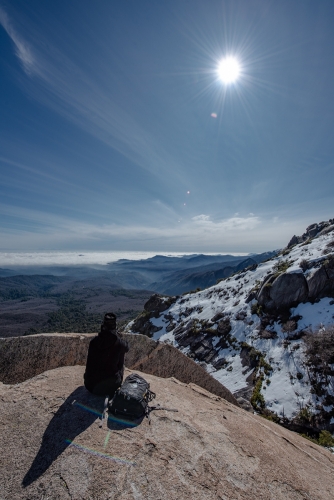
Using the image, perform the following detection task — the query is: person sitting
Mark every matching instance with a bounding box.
[84,313,129,397]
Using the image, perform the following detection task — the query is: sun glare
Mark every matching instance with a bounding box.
[217,57,240,84]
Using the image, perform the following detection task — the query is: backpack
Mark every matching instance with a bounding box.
[109,373,156,420]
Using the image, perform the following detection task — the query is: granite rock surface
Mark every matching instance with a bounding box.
[0,332,238,405]
[1,365,334,499]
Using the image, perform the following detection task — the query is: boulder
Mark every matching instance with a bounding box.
[131,312,150,331]
[270,272,308,307]
[307,257,334,299]
[245,290,257,303]
[212,357,228,369]
[287,234,301,248]
[307,266,329,299]
[305,223,319,238]
[211,312,225,322]
[258,272,308,310]
[318,224,334,237]
[166,322,175,332]
[131,313,162,338]
[144,294,176,313]
[257,274,277,309]
[217,318,232,336]
[193,344,215,362]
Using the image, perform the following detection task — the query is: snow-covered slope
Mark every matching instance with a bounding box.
[127,220,334,430]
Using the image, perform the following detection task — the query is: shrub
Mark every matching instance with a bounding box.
[261,409,280,423]
[318,430,334,447]
[299,259,310,272]
[282,319,297,333]
[301,431,334,448]
[241,342,272,375]
[251,302,262,316]
[251,375,265,409]
[304,325,334,368]
[216,317,232,336]
[297,407,312,423]
[324,254,334,268]
[322,248,331,255]
[272,259,292,274]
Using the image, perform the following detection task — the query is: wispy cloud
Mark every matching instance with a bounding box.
[191,214,260,232]
[0,7,186,186]
[0,203,309,253]
[0,6,35,74]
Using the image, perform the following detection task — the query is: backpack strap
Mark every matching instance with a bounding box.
[149,404,178,413]
[99,395,109,428]
[145,389,156,403]
[145,404,178,424]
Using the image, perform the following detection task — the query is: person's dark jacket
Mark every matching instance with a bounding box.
[84,327,129,396]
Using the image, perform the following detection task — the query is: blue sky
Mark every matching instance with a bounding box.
[0,0,333,254]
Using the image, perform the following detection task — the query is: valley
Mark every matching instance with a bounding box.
[0,251,275,336]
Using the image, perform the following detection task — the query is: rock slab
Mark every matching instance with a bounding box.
[0,333,238,406]
[1,366,334,499]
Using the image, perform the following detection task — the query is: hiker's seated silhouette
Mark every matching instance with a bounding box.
[84,313,129,397]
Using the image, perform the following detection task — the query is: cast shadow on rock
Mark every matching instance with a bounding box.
[22,386,137,487]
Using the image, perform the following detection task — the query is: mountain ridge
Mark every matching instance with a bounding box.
[128,218,334,434]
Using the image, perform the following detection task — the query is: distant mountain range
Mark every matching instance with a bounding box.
[0,251,277,337]
[108,251,277,294]
[0,251,277,294]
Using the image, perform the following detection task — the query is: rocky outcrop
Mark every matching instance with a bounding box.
[1,365,334,499]
[307,266,330,299]
[0,332,238,406]
[287,234,301,248]
[318,223,334,236]
[258,272,308,310]
[0,333,91,384]
[144,293,177,313]
[287,219,334,248]
[257,257,334,311]
[131,312,163,337]
[132,294,178,336]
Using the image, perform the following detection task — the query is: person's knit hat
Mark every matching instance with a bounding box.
[103,312,117,330]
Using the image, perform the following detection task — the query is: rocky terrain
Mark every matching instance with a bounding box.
[0,333,237,405]
[1,365,334,499]
[128,219,334,433]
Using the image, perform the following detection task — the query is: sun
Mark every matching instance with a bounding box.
[217,57,240,84]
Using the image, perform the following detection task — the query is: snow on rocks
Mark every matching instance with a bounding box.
[127,220,334,429]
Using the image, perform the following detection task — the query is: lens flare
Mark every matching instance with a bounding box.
[65,439,136,465]
[73,401,138,427]
[217,57,240,83]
